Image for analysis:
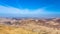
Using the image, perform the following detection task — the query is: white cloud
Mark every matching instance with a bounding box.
[0,5,60,18]
[0,6,20,14]
[0,5,46,15]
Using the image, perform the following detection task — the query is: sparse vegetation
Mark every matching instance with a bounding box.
[0,18,60,34]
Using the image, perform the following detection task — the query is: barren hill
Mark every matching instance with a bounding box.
[0,18,60,34]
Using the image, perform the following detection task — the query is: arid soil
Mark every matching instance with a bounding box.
[0,18,60,34]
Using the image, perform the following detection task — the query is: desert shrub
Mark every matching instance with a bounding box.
[4,21,12,25]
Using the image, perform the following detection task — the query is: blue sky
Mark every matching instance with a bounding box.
[0,0,60,18]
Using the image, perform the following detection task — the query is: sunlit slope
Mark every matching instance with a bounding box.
[0,25,38,34]
[0,24,60,34]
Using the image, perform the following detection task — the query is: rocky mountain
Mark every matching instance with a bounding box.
[0,18,60,29]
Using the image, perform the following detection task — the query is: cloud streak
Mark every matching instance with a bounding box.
[0,5,46,15]
[0,5,60,18]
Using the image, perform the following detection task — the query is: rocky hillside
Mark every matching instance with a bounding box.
[0,18,60,34]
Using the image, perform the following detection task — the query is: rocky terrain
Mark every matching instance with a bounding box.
[0,18,60,29]
[0,18,60,34]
